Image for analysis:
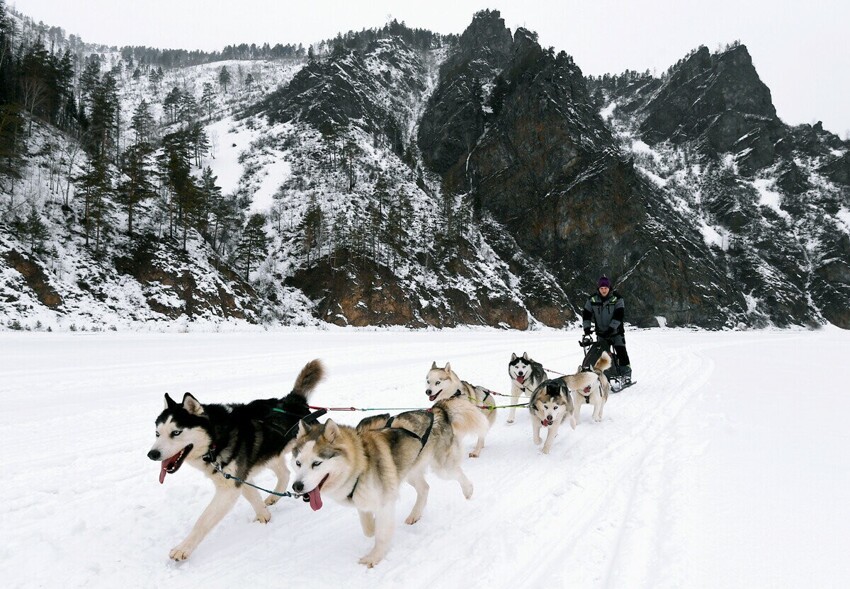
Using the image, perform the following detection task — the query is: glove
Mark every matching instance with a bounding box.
[601,328,615,338]
[583,327,591,336]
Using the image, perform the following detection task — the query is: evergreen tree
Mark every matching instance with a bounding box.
[301,195,323,264]
[117,141,157,235]
[158,129,197,249]
[76,150,113,253]
[200,82,215,120]
[130,99,155,144]
[13,206,50,255]
[234,213,269,280]
[218,65,231,93]
[162,86,182,124]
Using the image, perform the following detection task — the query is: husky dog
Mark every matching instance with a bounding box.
[147,359,324,561]
[507,352,547,423]
[529,378,577,454]
[290,399,482,567]
[425,361,496,457]
[568,351,612,423]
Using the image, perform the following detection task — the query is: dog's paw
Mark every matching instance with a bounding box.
[533,436,541,445]
[358,553,383,568]
[506,418,514,424]
[264,495,280,506]
[404,514,422,525]
[468,450,480,458]
[542,446,551,455]
[169,544,193,561]
[255,510,271,524]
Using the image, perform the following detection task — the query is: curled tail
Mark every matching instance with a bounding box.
[593,352,612,374]
[291,359,324,398]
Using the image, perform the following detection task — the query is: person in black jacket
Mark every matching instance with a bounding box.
[582,275,632,381]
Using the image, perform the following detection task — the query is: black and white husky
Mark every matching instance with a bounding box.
[147,359,324,561]
[507,352,547,423]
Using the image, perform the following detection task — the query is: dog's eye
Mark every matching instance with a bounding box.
[170,430,182,437]
[295,460,302,468]
[155,431,160,437]
[311,461,322,468]
[435,380,441,385]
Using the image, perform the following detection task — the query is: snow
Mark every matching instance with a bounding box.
[753,178,790,220]
[836,207,850,235]
[2,327,848,588]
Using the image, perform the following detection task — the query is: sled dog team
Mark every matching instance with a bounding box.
[148,351,613,566]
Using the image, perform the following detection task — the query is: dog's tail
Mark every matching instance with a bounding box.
[593,352,612,374]
[290,359,324,399]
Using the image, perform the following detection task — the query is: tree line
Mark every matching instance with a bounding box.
[1,0,267,282]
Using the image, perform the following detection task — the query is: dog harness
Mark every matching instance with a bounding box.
[451,386,495,411]
[385,411,435,454]
[345,411,436,502]
[574,384,594,404]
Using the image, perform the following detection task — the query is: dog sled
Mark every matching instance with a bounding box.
[578,334,635,392]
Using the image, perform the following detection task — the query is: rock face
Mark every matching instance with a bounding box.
[588,43,850,328]
[417,18,748,327]
[418,9,514,174]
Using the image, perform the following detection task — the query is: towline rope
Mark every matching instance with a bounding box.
[305,402,529,412]
[208,461,302,499]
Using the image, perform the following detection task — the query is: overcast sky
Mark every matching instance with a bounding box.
[10,0,850,137]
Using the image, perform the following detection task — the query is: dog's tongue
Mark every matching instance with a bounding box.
[517,375,525,384]
[158,451,182,484]
[306,488,323,511]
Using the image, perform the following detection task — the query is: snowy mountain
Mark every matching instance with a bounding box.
[1,7,848,331]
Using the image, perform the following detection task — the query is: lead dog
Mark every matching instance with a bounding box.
[529,378,577,454]
[425,361,496,457]
[290,397,484,567]
[507,352,547,424]
[147,359,323,560]
[568,351,612,423]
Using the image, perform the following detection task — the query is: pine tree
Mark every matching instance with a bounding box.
[13,206,50,255]
[76,150,113,253]
[218,65,231,93]
[301,195,323,264]
[130,99,155,145]
[200,82,215,120]
[158,129,197,250]
[117,141,157,235]
[235,213,269,280]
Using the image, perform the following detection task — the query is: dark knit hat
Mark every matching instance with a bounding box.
[597,275,611,288]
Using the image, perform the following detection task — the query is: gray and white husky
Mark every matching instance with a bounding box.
[507,352,547,423]
[425,361,496,457]
[147,359,324,561]
[290,398,484,567]
[529,378,577,454]
[568,351,612,423]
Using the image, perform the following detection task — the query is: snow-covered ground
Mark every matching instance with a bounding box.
[2,327,848,588]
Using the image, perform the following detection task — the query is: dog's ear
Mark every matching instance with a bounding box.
[522,352,529,360]
[444,362,451,373]
[164,393,178,409]
[323,419,339,442]
[297,419,312,438]
[511,353,517,361]
[181,393,205,416]
[431,361,438,370]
